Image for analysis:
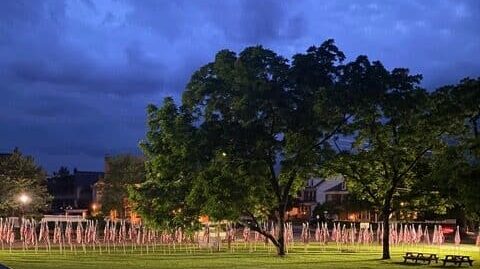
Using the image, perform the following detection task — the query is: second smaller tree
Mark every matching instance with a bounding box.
[99,154,145,218]
[325,57,451,259]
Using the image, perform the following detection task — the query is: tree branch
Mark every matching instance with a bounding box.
[307,114,352,154]
[243,210,279,247]
[274,115,352,219]
[267,159,282,203]
[280,171,296,213]
[350,170,381,206]
[396,146,432,182]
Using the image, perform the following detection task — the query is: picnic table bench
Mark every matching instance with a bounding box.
[441,255,474,267]
[403,252,439,264]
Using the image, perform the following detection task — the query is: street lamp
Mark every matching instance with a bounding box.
[18,193,31,217]
[91,203,99,216]
[19,193,31,205]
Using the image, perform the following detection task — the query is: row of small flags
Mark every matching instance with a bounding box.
[250,222,465,247]
[0,218,171,250]
[205,222,466,247]
[0,218,478,251]
[310,223,463,246]
[0,218,15,245]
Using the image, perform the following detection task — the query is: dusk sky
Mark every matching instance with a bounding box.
[1,0,479,173]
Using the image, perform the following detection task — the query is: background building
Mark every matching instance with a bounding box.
[287,176,377,223]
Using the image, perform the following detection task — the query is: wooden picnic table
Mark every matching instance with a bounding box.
[403,252,438,264]
[441,255,474,267]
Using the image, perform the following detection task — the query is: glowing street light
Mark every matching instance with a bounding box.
[18,193,31,205]
[91,203,99,217]
[18,193,31,217]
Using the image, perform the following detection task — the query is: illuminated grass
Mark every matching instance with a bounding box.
[0,244,479,268]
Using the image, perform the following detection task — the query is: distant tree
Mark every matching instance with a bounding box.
[433,77,480,146]
[325,57,452,259]
[0,148,50,217]
[131,40,365,256]
[100,154,145,218]
[54,166,71,177]
[48,166,75,211]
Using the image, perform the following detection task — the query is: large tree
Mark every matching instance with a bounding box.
[429,78,480,223]
[131,40,357,255]
[0,148,50,217]
[100,154,145,218]
[325,57,454,259]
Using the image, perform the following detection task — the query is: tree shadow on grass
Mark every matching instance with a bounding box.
[391,261,445,267]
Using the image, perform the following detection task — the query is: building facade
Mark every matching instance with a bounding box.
[287,176,377,222]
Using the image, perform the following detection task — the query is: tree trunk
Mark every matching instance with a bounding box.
[276,213,286,256]
[244,216,282,256]
[382,207,390,260]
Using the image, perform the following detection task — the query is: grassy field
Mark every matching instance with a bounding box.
[0,244,479,269]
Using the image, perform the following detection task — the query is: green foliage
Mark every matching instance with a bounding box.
[327,58,448,208]
[324,57,454,259]
[429,77,480,221]
[131,40,354,254]
[129,98,200,229]
[100,154,145,218]
[131,41,478,258]
[0,148,50,217]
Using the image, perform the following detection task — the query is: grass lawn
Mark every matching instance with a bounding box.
[1,244,479,269]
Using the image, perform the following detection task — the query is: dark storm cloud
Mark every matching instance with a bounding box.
[299,0,480,88]
[1,0,479,172]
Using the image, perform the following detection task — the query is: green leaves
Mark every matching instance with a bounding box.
[100,154,145,218]
[325,56,447,214]
[428,78,480,221]
[0,149,50,217]
[131,38,479,256]
[133,41,356,237]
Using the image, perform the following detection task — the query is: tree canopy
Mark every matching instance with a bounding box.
[324,56,458,258]
[428,78,480,222]
[100,154,145,218]
[0,149,50,217]
[132,40,380,256]
[130,40,480,258]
